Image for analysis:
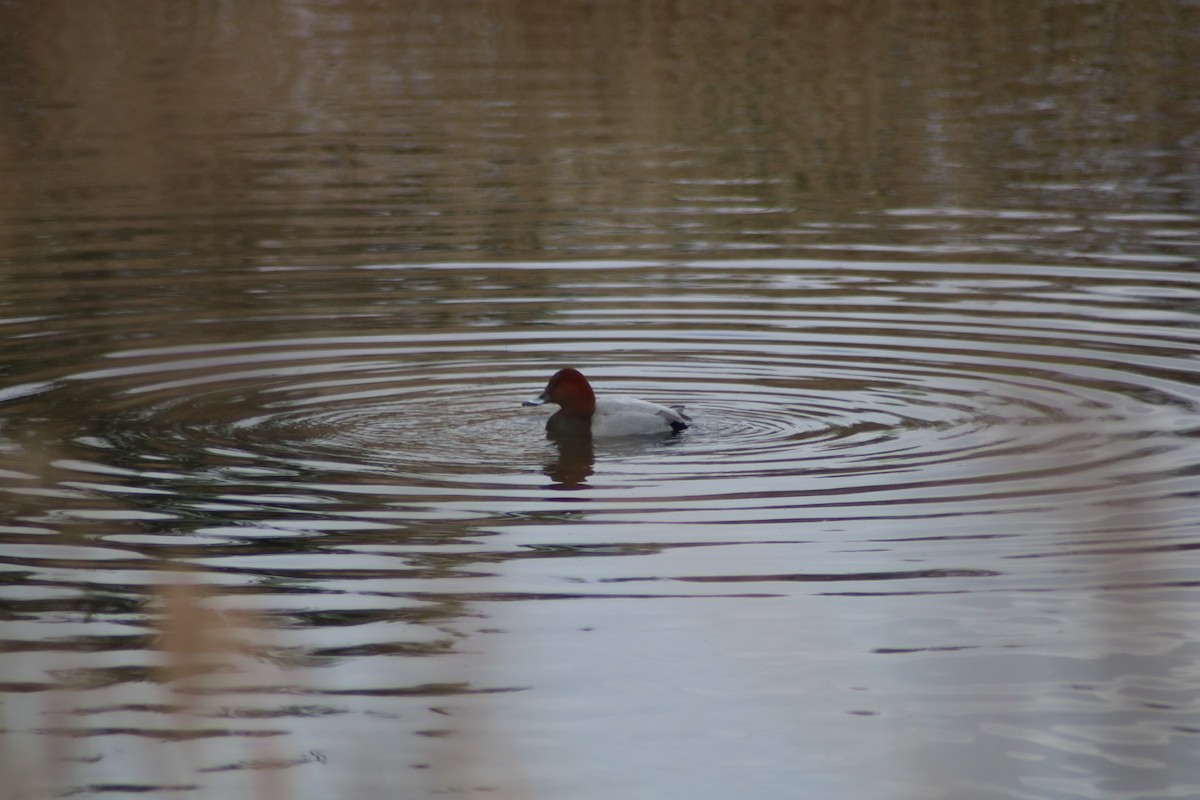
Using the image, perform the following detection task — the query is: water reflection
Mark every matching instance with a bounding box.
[0,2,1196,269]
[2,258,1200,796]
[1,0,1199,798]
[2,256,1200,796]
[541,436,595,490]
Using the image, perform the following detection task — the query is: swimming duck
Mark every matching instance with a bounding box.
[524,368,691,438]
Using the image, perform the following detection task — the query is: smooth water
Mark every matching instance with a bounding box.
[2,3,1199,799]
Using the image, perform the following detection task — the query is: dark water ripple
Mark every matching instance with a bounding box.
[2,259,1200,798]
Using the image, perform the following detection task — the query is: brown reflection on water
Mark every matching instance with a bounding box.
[541,436,595,490]
[0,1,1195,267]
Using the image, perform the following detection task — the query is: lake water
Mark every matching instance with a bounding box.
[1,3,1199,799]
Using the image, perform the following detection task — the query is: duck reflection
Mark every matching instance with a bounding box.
[542,432,595,489]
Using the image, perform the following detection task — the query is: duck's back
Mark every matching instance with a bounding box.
[591,396,690,437]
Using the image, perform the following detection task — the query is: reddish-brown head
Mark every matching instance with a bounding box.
[526,368,596,418]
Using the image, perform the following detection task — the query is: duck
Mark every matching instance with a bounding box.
[523,368,691,438]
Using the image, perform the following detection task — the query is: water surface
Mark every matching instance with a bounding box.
[1,3,1199,799]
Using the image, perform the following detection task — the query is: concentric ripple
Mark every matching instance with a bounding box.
[20,259,1197,542]
[4,258,1200,799]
